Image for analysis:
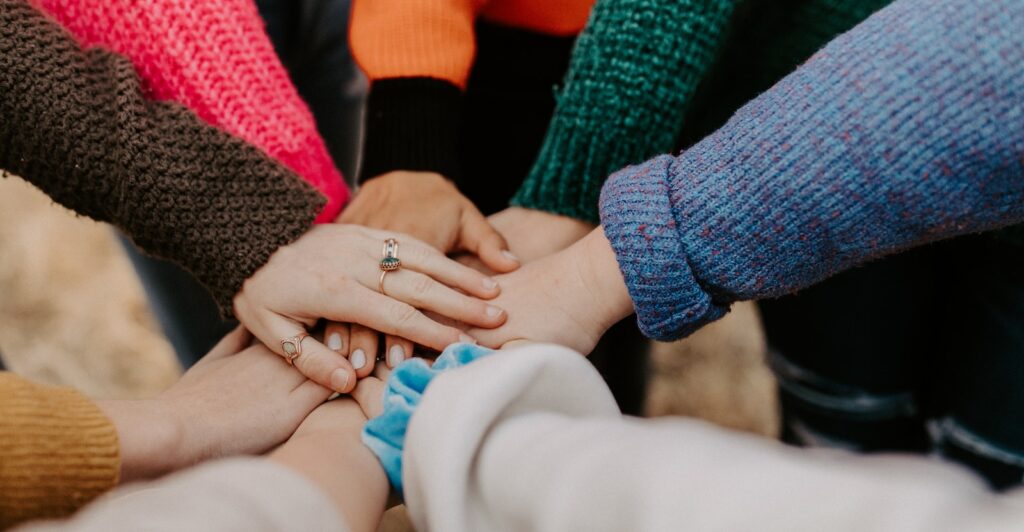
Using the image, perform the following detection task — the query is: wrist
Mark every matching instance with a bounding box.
[97,399,184,482]
[572,227,634,331]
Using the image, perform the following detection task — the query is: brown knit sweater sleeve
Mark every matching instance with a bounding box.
[0,0,325,316]
[0,373,119,529]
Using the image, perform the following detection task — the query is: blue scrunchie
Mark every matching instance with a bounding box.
[361,343,494,497]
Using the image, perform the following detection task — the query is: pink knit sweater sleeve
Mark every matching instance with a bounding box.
[32,0,348,222]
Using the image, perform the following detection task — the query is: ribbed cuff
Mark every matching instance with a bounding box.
[0,375,120,528]
[598,155,728,341]
[360,78,463,183]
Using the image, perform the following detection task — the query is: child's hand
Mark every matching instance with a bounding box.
[465,228,634,355]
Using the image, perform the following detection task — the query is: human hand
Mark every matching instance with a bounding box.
[465,228,634,355]
[98,327,332,482]
[339,171,519,271]
[334,171,519,370]
[233,224,506,393]
[270,398,389,532]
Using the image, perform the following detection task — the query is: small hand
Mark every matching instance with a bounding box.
[455,207,595,274]
[465,228,634,355]
[99,327,333,481]
[233,224,505,393]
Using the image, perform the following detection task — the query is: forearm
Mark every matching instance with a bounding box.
[34,0,348,220]
[94,400,181,483]
[0,0,323,315]
[600,0,1024,339]
[513,0,737,223]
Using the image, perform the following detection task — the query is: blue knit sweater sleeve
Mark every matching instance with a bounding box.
[599,0,1024,341]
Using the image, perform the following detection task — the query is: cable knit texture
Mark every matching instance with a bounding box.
[32,0,348,222]
[0,0,325,316]
[513,0,736,223]
[0,373,119,529]
[362,343,493,498]
[600,0,1024,340]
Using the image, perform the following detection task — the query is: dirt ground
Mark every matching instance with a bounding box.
[0,175,778,529]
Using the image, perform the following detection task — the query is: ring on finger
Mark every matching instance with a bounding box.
[280,332,309,366]
[379,238,401,295]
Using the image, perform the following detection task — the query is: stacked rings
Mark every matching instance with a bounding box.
[379,238,401,295]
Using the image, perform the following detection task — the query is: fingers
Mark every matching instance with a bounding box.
[392,238,502,300]
[324,320,350,358]
[384,335,414,369]
[262,312,356,394]
[351,376,386,419]
[338,284,474,352]
[459,209,519,274]
[348,324,378,378]
[382,269,506,328]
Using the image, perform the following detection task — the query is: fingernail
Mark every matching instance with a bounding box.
[388,345,405,367]
[327,332,343,352]
[483,277,498,290]
[502,250,519,263]
[330,368,350,392]
[486,305,503,318]
[458,334,478,345]
[351,349,366,370]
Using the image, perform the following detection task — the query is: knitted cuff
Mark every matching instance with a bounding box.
[0,374,120,528]
[359,78,464,183]
[599,155,728,341]
[362,343,494,498]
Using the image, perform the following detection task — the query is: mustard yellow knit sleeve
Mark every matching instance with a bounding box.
[0,373,119,529]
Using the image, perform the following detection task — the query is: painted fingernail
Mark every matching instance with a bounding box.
[486,305,503,318]
[502,250,520,263]
[483,277,499,290]
[459,334,478,345]
[330,368,350,392]
[351,349,366,370]
[327,332,343,352]
[388,345,405,367]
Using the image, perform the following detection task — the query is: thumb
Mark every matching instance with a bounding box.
[459,209,519,273]
[352,376,387,419]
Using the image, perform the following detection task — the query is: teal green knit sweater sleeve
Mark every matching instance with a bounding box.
[511,0,737,223]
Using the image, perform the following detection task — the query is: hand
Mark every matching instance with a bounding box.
[339,171,519,271]
[98,327,332,482]
[334,171,519,370]
[269,398,389,532]
[465,228,634,355]
[233,224,506,393]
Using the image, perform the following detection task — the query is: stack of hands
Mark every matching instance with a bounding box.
[101,169,634,490]
[232,169,633,396]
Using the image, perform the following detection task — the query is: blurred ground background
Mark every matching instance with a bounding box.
[0,174,778,530]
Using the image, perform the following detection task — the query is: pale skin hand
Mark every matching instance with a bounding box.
[465,227,635,355]
[233,224,505,393]
[330,171,519,371]
[97,327,333,483]
[487,207,595,265]
[269,398,389,532]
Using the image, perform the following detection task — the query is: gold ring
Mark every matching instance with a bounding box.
[280,332,309,366]
[379,269,389,296]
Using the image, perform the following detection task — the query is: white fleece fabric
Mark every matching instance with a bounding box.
[403,344,1024,532]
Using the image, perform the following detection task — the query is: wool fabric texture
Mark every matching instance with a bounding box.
[362,343,493,497]
[513,0,899,223]
[0,373,119,529]
[599,0,1024,340]
[32,0,348,222]
[0,0,325,316]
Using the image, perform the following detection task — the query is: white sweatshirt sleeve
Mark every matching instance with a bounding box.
[16,458,349,532]
[403,344,1024,532]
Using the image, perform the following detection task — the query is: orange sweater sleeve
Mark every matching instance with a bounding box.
[350,0,487,89]
[0,373,119,529]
